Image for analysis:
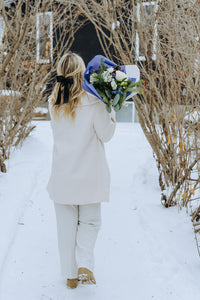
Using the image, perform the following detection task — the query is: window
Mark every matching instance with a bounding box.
[136,1,158,61]
[36,12,53,64]
[0,16,5,46]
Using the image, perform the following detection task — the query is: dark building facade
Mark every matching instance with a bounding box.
[70,22,104,65]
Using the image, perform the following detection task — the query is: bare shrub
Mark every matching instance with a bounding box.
[71,0,200,253]
[0,0,85,172]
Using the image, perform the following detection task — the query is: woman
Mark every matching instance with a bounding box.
[47,52,116,289]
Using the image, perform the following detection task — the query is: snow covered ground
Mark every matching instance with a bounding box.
[0,121,199,300]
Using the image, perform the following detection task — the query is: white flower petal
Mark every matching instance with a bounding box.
[115,70,127,81]
[111,79,117,90]
[107,67,114,73]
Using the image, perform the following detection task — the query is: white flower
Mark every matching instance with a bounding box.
[102,70,112,83]
[111,79,117,90]
[90,73,98,84]
[107,67,114,73]
[115,70,127,81]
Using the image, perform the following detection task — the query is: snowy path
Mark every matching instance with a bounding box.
[0,122,200,300]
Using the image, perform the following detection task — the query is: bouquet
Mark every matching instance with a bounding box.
[82,55,143,113]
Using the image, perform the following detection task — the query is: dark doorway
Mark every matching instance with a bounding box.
[70,22,104,64]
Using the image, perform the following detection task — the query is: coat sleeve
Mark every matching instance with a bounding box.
[93,101,116,143]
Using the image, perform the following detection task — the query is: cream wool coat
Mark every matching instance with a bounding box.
[47,92,116,205]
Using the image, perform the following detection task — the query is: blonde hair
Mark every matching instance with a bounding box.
[50,52,85,120]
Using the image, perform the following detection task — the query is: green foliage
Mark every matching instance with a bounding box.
[100,58,107,71]
[113,94,120,106]
[106,104,111,113]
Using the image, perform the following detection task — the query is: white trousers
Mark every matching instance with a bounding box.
[54,203,101,279]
